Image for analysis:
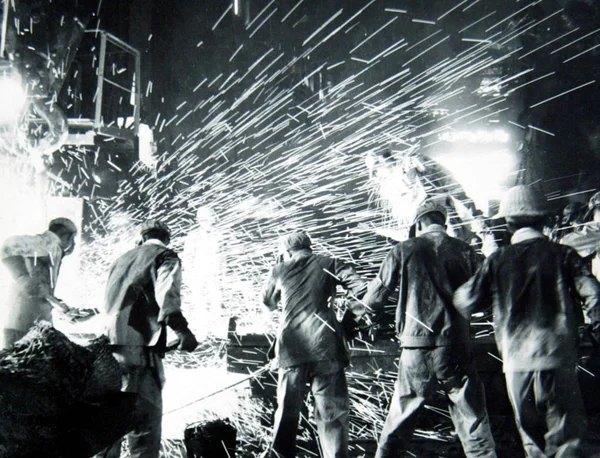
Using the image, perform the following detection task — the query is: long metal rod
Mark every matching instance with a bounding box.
[162,365,270,416]
[0,0,9,58]
[103,77,133,94]
[94,32,107,129]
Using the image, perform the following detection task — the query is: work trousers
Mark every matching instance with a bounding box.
[98,364,163,458]
[271,359,349,458]
[375,346,497,458]
[505,368,588,458]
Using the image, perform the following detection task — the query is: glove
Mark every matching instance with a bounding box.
[579,323,600,347]
[341,310,359,341]
[165,311,198,352]
[175,327,198,352]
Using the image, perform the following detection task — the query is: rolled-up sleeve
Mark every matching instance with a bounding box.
[155,253,182,322]
[262,267,280,311]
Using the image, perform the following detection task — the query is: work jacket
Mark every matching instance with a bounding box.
[363,224,482,347]
[103,240,182,350]
[262,249,366,369]
[561,223,600,280]
[1,231,64,332]
[454,228,600,372]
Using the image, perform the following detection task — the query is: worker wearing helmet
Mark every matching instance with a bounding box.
[364,197,497,458]
[455,185,600,458]
[0,217,78,348]
[99,218,198,458]
[562,191,600,280]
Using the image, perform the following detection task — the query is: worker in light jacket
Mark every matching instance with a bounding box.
[455,185,600,458]
[99,219,198,458]
[1,217,77,348]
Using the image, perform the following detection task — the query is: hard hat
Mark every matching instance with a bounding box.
[139,219,171,239]
[278,230,311,253]
[584,191,600,221]
[413,198,447,225]
[495,185,549,218]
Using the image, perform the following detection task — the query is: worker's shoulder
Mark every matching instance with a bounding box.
[116,243,177,262]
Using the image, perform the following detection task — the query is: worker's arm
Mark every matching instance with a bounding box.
[567,248,600,324]
[156,251,198,352]
[453,257,493,319]
[334,258,368,318]
[363,246,401,312]
[261,266,281,312]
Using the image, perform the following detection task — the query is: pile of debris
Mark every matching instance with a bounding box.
[0,321,135,458]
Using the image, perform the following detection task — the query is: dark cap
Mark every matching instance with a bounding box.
[48,217,77,234]
[139,219,171,239]
[278,230,311,253]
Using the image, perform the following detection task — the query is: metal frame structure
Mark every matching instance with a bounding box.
[90,29,141,143]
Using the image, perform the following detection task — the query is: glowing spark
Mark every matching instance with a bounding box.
[406,29,442,52]
[487,352,503,363]
[313,313,336,333]
[486,0,542,32]
[350,17,397,53]
[229,44,244,62]
[529,80,596,109]
[405,312,433,333]
[385,8,407,14]
[249,7,278,38]
[577,365,595,377]
[438,0,470,21]
[212,4,232,31]
[563,42,600,64]
[519,27,580,60]
[463,0,482,12]
[551,27,600,55]
[302,8,343,46]
[459,11,496,34]
[246,0,275,30]
[412,18,436,25]
[403,36,450,67]
[327,61,345,70]
[282,0,304,22]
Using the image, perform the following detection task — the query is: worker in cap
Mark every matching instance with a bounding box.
[0,217,78,348]
[364,197,496,458]
[100,218,198,458]
[263,229,367,458]
[455,185,600,458]
[562,191,600,279]
[278,229,312,254]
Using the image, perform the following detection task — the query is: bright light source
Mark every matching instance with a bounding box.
[439,129,510,143]
[138,123,157,168]
[434,147,517,214]
[234,0,240,15]
[0,73,27,124]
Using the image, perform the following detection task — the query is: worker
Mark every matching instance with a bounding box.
[562,192,600,280]
[454,185,600,458]
[0,217,77,348]
[364,198,497,458]
[262,230,367,458]
[99,219,198,458]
